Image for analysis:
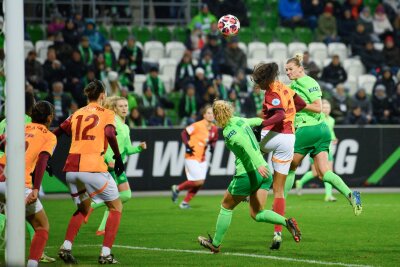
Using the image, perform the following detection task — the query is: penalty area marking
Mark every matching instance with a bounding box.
[73,244,373,267]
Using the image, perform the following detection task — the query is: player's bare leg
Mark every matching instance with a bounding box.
[271,171,287,250]
[27,210,49,267]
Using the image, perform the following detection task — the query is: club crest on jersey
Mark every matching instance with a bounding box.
[272,98,280,106]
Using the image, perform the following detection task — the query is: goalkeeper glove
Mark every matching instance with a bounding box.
[113,155,125,177]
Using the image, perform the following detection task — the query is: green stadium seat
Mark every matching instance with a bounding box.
[153,27,172,44]
[237,27,254,44]
[248,0,266,15]
[166,109,180,125]
[275,27,294,44]
[172,27,188,43]
[266,0,278,11]
[256,27,274,44]
[132,27,152,43]
[264,12,279,30]
[98,24,110,39]
[363,0,380,12]
[110,26,130,43]
[249,13,264,28]
[26,24,44,44]
[294,27,314,44]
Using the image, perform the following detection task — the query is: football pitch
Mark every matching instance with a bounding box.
[1,192,399,266]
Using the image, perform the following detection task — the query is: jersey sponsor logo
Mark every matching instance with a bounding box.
[272,98,280,106]
[308,86,319,93]
[226,130,237,139]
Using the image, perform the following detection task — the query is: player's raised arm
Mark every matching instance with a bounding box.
[53,116,73,137]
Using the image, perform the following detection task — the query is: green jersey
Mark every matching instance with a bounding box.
[290,75,323,128]
[0,115,32,157]
[105,115,142,164]
[323,114,336,141]
[223,117,266,176]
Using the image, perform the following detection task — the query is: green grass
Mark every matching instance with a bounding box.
[1,193,399,266]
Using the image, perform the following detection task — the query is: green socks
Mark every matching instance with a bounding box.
[255,210,286,226]
[299,171,315,187]
[0,214,5,234]
[26,221,35,241]
[284,170,296,198]
[324,182,333,197]
[323,171,351,198]
[97,190,132,232]
[212,206,232,247]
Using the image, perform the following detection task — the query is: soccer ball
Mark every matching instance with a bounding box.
[218,14,240,36]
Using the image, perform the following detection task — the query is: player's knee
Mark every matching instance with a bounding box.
[119,190,131,203]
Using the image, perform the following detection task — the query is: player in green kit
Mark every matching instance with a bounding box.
[0,91,55,263]
[198,100,301,253]
[295,99,338,202]
[90,96,146,235]
[284,54,362,215]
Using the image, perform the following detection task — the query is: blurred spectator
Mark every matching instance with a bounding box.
[303,51,320,79]
[383,0,400,15]
[45,81,71,126]
[316,4,340,44]
[360,40,384,73]
[320,55,347,90]
[338,8,357,45]
[127,108,147,128]
[139,87,160,120]
[73,13,85,34]
[116,57,134,91]
[69,101,79,115]
[221,36,247,76]
[350,88,373,123]
[213,74,227,100]
[373,67,397,97]
[83,19,107,54]
[372,84,392,124]
[175,50,196,91]
[62,18,81,48]
[227,89,243,116]
[148,106,172,127]
[120,87,138,111]
[43,47,66,86]
[231,69,249,97]
[390,82,400,123]
[47,14,65,37]
[324,0,343,18]
[178,83,198,125]
[119,36,143,74]
[382,36,400,72]
[52,32,73,65]
[78,36,94,66]
[345,105,369,125]
[187,23,205,58]
[201,82,218,107]
[82,67,96,88]
[342,0,363,20]
[372,4,393,39]
[143,66,165,98]
[25,50,48,92]
[357,6,374,35]
[330,83,351,124]
[95,54,108,81]
[394,15,400,47]
[103,71,121,96]
[244,85,263,117]
[189,3,217,34]
[194,67,209,100]
[201,34,223,64]
[198,49,219,80]
[65,50,86,106]
[301,0,324,30]
[351,23,371,56]
[103,43,117,71]
[278,0,307,28]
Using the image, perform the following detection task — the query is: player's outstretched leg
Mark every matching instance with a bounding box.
[324,182,336,202]
[171,185,180,203]
[285,218,301,243]
[284,171,296,198]
[350,191,362,216]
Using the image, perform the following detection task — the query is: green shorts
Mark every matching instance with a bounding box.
[295,123,331,158]
[309,142,333,164]
[227,170,272,196]
[109,170,128,185]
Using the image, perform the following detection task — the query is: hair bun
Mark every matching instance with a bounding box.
[295,53,303,64]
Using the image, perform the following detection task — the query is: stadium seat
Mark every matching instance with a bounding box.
[373,42,384,51]
[248,0,266,15]
[248,42,268,59]
[264,12,279,30]
[266,0,279,11]
[109,40,122,58]
[308,42,328,61]
[133,74,147,96]
[279,74,291,85]
[268,42,288,61]
[144,41,165,61]
[26,24,44,44]
[132,27,152,43]
[110,26,130,44]
[255,27,274,44]
[35,40,54,60]
[24,40,34,59]
[237,28,254,44]
[343,58,365,78]
[247,58,274,70]
[288,42,307,57]
[165,41,186,62]
[98,24,110,39]
[323,58,332,67]
[172,27,188,43]
[153,27,172,44]
[159,58,178,87]
[358,74,377,95]
[294,27,314,44]
[165,109,180,125]
[275,28,294,44]
[159,74,173,93]
[238,42,248,56]
[222,74,233,89]
[344,75,358,96]
[328,42,348,61]
[248,13,263,28]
